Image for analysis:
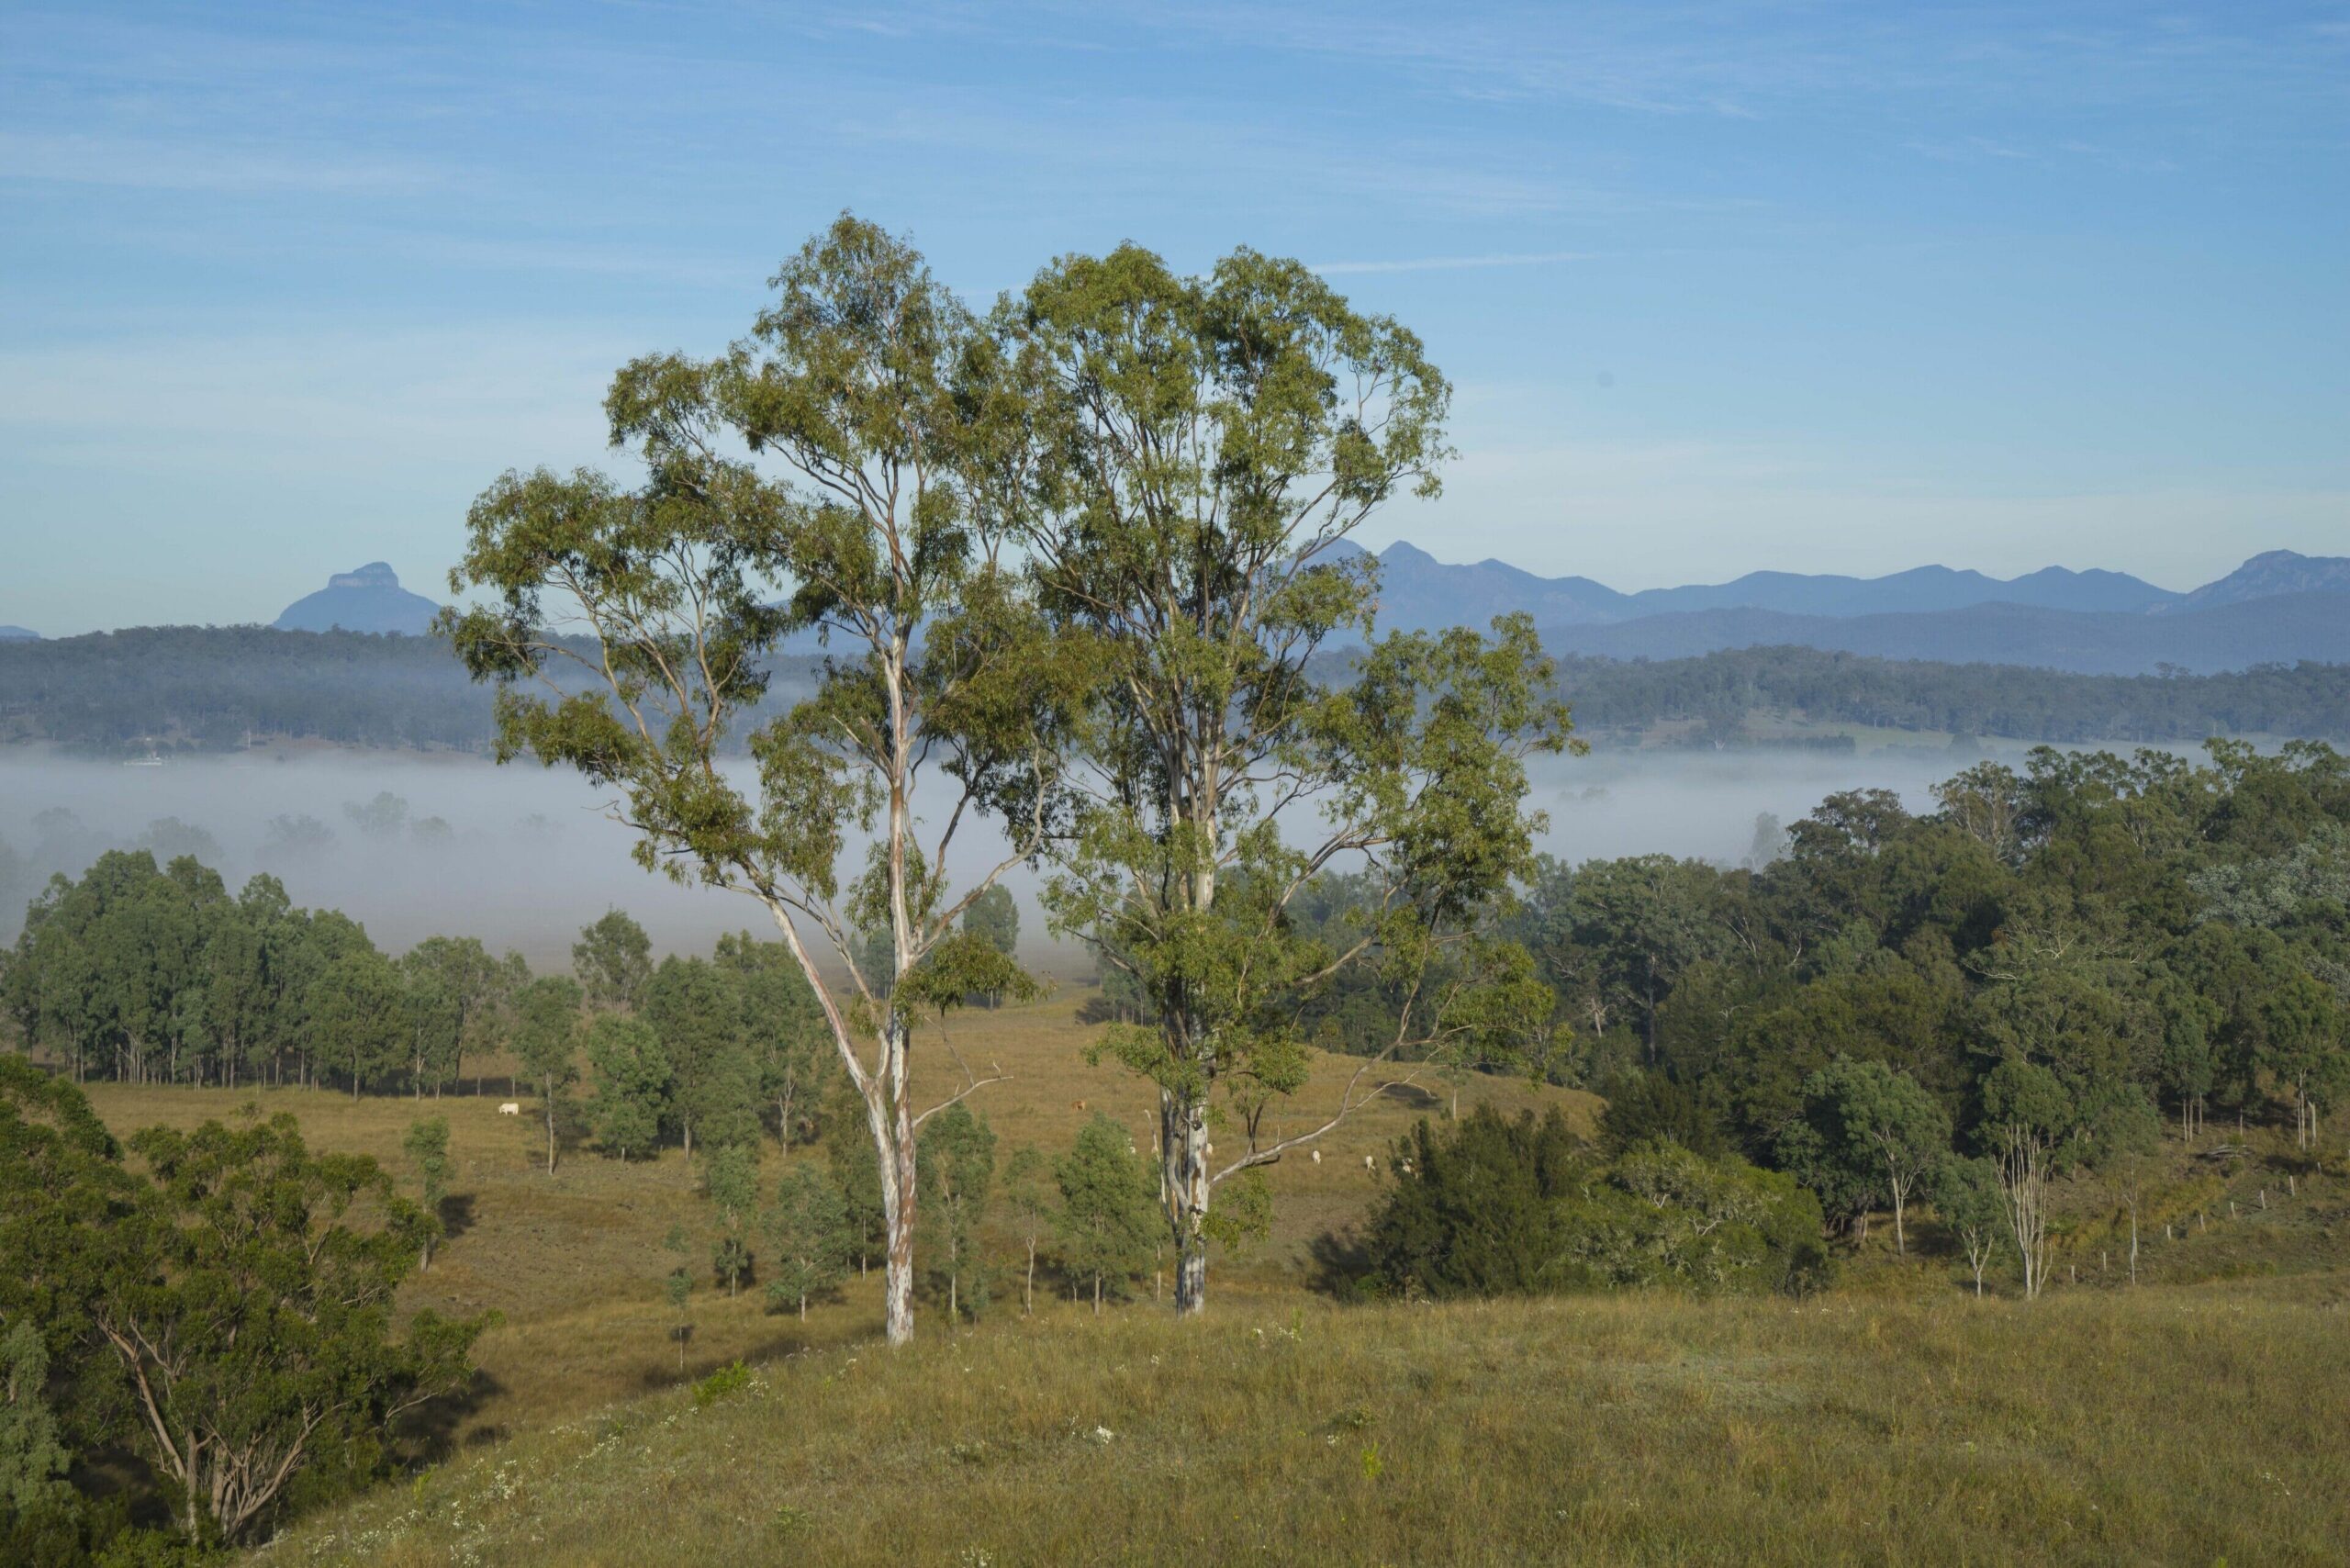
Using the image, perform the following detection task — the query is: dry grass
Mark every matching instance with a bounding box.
[78,989,1593,1439]
[267,1285,2350,1567]
[76,991,2350,1564]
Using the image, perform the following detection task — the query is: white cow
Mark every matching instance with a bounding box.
[1310,1148,1322,1165]
[1363,1154,1376,1171]
[498,1102,520,1116]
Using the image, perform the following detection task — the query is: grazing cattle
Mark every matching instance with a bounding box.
[1072,1100,1087,1112]
[1310,1148,1322,1165]
[1363,1155,1376,1171]
[498,1102,520,1116]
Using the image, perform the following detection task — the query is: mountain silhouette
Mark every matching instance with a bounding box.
[274,563,442,636]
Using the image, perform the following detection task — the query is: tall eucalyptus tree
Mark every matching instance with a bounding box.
[443,216,1082,1346]
[1002,244,1572,1314]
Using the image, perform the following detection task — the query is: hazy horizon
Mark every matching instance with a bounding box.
[1,741,2047,969]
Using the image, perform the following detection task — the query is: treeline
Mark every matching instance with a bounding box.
[1350,738,2350,1301]
[6,627,2345,757]
[1551,646,2350,744]
[0,625,824,754]
[0,858,846,1144]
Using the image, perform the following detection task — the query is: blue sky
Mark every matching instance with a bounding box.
[3,1,2344,635]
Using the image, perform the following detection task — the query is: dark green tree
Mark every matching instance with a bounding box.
[961,886,1020,1007]
[573,909,654,1013]
[1001,1145,1054,1315]
[1776,1058,1951,1253]
[310,945,408,1099]
[762,1164,851,1320]
[585,1012,671,1161]
[400,1116,452,1270]
[400,935,503,1097]
[704,1143,758,1296]
[712,931,830,1148]
[916,1104,996,1321]
[95,1115,487,1542]
[511,975,583,1174]
[1051,1114,1158,1314]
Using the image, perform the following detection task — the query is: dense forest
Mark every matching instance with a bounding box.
[1248,738,2350,1298]
[4,626,2345,755]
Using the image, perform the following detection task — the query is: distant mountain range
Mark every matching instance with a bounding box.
[1336,544,2350,677]
[158,543,2345,676]
[0,625,39,642]
[274,563,442,636]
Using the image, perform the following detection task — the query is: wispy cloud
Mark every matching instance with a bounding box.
[0,131,440,193]
[1311,250,1590,275]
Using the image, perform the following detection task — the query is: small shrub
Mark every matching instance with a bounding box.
[692,1361,753,1408]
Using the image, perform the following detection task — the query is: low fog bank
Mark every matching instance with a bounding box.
[0,741,2062,959]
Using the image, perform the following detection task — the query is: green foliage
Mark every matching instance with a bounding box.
[1365,1108,1830,1301]
[916,1105,997,1321]
[703,1144,758,1295]
[711,931,830,1148]
[400,1116,451,1266]
[308,946,408,1098]
[583,1012,670,1161]
[1010,240,1572,1307]
[572,909,653,1012]
[0,1319,72,1517]
[441,212,1094,1345]
[1051,1115,1159,1311]
[1930,1154,2009,1294]
[511,976,582,1173]
[1774,1058,1950,1249]
[999,1146,1054,1314]
[691,1361,751,1408]
[13,1103,491,1545]
[643,956,757,1159]
[762,1163,851,1319]
[825,1109,888,1276]
[399,935,503,1094]
[1595,1072,1729,1159]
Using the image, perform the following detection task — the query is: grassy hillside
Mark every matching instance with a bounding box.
[78,992,1595,1443]
[266,1285,2350,1567]
[71,992,2350,1564]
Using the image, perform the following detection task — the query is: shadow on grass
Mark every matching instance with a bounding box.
[401,1365,507,1461]
[629,1322,832,1394]
[436,1191,479,1245]
[1305,1226,1378,1299]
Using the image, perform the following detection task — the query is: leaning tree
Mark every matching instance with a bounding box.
[443,215,1082,1346]
[1002,243,1572,1315]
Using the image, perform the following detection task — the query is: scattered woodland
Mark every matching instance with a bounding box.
[3,218,2345,1564]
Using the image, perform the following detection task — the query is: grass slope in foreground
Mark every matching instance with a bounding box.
[272,1282,2347,1567]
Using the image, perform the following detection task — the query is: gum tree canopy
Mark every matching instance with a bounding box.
[1002,243,1573,1315]
[443,215,1084,1347]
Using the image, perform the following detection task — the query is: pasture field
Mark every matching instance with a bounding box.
[268,1284,2350,1567]
[78,990,1596,1442]
[73,989,2350,1566]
